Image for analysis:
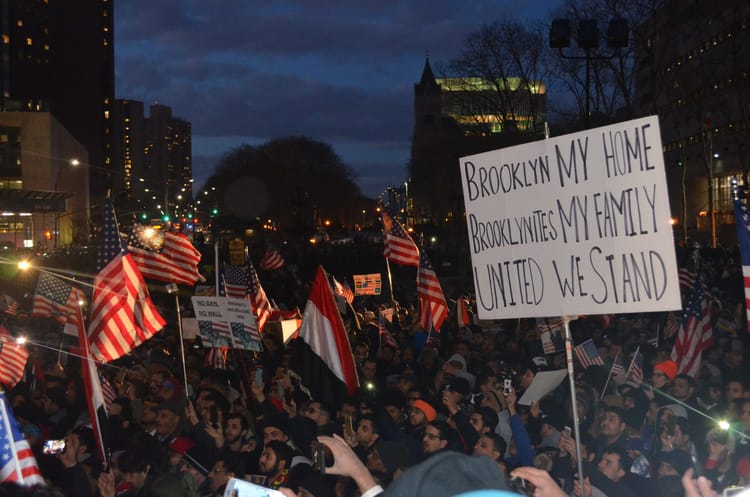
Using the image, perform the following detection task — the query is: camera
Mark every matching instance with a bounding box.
[508,477,534,496]
[43,439,67,455]
[312,443,333,475]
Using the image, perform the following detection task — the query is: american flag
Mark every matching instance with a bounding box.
[378,311,399,350]
[382,211,419,267]
[417,248,448,332]
[0,392,44,486]
[87,200,166,363]
[198,320,232,348]
[665,312,681,339]
[627,348,644,384]
[611,353,628,385]
[333,277,354,304]
[128,224,203,286]
[247,259,273,333]
[100,371,116,414]
[573,339,604,368]
[0,326,28,388]
[32,272,86,324]
[259,247,285,271]
[671,274,714,377]
[223,265,248,299]
[204,347,227,369]
[734,198,750,332]
[0,295,18,317]
[76,305,108,462]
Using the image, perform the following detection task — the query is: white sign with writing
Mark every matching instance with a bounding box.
[225,298,262,351]
[460,116,681,319]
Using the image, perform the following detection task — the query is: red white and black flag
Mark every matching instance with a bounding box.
[292,266,359,407]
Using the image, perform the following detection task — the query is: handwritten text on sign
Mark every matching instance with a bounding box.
[459,116,681,319]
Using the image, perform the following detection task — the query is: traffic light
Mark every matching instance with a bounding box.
[141,213,148,220]
[211,208,218,216]
[162,215,170,222]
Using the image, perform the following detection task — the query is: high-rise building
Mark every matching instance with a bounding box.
[633,0,750,244]
[0,0,114,229]
[144,104,192,220]
[113,102,193,222]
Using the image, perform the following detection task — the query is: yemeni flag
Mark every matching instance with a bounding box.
[292,266,359,407]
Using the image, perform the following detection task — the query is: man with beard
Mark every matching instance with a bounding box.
[259,440,294,489]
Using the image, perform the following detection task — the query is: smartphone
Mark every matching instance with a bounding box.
[723,487,747,497]
[344,415,354,438]
[223,477,285,497]
[42,439,67,455]
[276,379,285,400]
[313,443,332,475]
[503,378,513,396]
[563,426,572,438]
[210,406,219,427]
[254,369,263,386]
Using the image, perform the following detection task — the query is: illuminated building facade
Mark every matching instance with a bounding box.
[633,0,750,243]
[0,0,114,231]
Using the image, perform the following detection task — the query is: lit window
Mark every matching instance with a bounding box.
[26,38,32,46]
[17,20,23,27]
[1,35,8,44]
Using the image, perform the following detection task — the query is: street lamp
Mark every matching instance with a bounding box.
[549,18,629,127]
[54,158,80,249]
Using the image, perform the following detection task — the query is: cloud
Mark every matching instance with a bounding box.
[115,0,556,198]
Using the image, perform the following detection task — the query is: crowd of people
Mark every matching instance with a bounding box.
[1,245,749,497]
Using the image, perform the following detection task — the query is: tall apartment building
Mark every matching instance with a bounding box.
[0,0,114,239]
[633,0,750,243]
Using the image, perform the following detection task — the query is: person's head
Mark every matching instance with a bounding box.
[353,341,369,365]
[473,432,506,462]
[597,446,631,482]
[208,455,245,494]
[119,448,155,491]
[382,392,406,424]
[442,377,470,405]
[303,401,325,425]
[652,360,678,389]
[223,413,249,446]
[259,440,293,478]
[409,399,436,429]
[599,406,626,441]
[155,401,183,438]
[366,441,410,485]
[724,339,744,367]
[422,420,453,454]
[671,374,695,402]
[361,359,377,380]
[355,415,380,449]
[725,378,747,402]
[263,417,289,447]
[469,407,499,435]
[742,399,750,433]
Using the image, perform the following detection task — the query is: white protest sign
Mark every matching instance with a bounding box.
[460,116,681,319]
[225,298,263,351]
[191,296,231,348]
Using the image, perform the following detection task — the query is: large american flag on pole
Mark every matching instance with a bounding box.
[382,211,419,267]
[32,272,86,325]
[128,224,203,286]
[671,274,714,377]
[87,200,166,363]
[0,392,44,486]
[417,248,448,332]
[734,198,750,332]
[0,325,28,388]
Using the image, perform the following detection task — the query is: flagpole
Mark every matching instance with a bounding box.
[385,259,394,303]
[214,241,220,297]
[562,315,585,496]
[600,351,619,400]
[625,346,640,379]
[166,284,190,400]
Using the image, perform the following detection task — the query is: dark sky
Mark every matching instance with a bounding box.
[115,0,562,197]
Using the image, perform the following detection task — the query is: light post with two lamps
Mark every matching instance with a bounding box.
[549,17,629,128]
